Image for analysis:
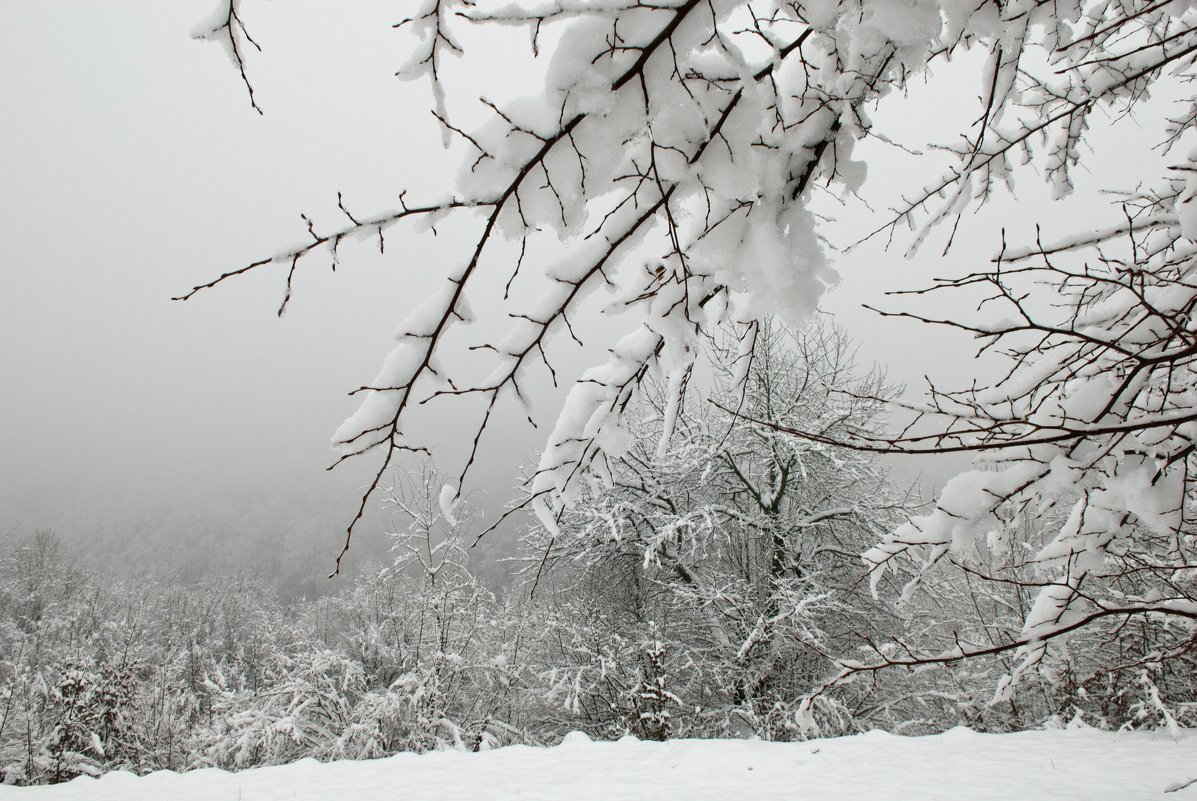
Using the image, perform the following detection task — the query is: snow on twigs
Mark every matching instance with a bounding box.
[188,0,1197,700]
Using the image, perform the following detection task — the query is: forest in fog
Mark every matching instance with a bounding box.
[4,323,1193,784]
[6,0,1197,791]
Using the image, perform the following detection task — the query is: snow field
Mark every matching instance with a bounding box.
[2,727,1192,801]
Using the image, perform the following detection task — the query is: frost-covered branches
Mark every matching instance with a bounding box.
[520,321,913,737]
[857,1,1197,253]
[183,0,924,566]
[187,0,1197,701]
[0,526,540,784]
[383,463,475,588]
[184,2,1197,562]
[772,195,1197,699]
[193,0,263,114]
[756,159,1197,711]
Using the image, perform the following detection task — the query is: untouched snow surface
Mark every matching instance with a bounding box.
[2,728,1193,800]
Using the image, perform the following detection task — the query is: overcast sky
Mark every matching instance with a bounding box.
[2,3,430,525]
[0,2,1165,576]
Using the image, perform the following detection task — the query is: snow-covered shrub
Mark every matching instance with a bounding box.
[41,661,139,781]
[200,648,370,768]
[626,628,678,741]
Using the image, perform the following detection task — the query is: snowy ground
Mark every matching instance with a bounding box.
[1,728,1193,801]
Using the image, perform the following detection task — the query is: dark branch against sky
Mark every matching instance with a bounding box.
[0,1,1165,574]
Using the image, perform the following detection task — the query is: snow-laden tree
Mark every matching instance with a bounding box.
[788,193,1197,709]
[374,464,516,751]
[187,1,1197,700]
[521,320,912,737]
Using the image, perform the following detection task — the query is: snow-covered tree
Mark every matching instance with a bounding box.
[792,233,1197,719]
[521,320,911,737]
[186,0,1197,708]
[373,463,530,750]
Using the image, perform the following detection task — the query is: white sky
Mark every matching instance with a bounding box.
[2,3,435,525]
[0,1,1172,574]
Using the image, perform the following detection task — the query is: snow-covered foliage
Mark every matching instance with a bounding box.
[0,532,287,784]
[518,321,913,738]
[183,0,1197,694]
[0,523,529,786]
[1,471,1192,786]
[833,206,1197,692]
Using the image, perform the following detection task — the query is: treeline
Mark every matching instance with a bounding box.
[0,521,1190,786]
[2,322,1192,786]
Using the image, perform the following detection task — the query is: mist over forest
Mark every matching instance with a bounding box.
[3,0,1197,795]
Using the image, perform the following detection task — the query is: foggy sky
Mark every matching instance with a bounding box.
[0,2,1164,577]
[2,3,437,525]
